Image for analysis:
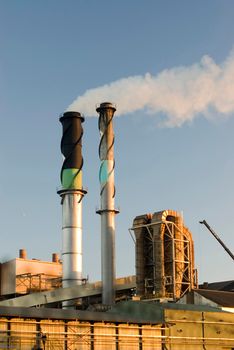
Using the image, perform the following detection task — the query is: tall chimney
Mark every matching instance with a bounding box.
[96,102,119,305]
[57,111,86,309]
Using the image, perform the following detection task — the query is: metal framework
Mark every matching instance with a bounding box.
[0,276,136,307]
[130,219,197,300]
[16,273,62,293]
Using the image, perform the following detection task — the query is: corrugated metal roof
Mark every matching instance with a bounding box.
[199,280,234,292]
[195,289,234,307]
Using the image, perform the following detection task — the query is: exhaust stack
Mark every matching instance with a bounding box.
[57,111,86,308]
[96,102,119,305]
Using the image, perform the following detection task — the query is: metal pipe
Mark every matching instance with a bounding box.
[52,253,59,263]
[96,102,119,305]
[57,111,86,309]
[199,220,234,261]
[19,249,27,259]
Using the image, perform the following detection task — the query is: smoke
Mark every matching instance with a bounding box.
[67,50,234,126]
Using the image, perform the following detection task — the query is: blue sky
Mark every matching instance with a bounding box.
[0,0,234,283]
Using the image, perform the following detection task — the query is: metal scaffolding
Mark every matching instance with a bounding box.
[130,211,198,300]
[16,273,62,294]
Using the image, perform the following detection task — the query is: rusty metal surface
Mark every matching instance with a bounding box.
[132,210,195,300]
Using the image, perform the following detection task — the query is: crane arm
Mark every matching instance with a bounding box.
[199,220,234,261]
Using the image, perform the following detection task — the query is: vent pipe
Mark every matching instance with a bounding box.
[19,249,27,259]
[57,111,87,309]
[52,253,59,263]
[96,102,119,305]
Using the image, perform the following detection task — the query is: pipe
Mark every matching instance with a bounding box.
[96,102,119,305]
[57,111,87,309]
[52,253,59,263]
[199,220,234,261]
[19,249,27,259]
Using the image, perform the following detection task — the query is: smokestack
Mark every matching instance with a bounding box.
[57,111,87,309]
[19,249,27,259]
[52,253,59,263]
[96,102,119,305]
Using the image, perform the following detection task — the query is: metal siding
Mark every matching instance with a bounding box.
[67,321,91,350]
[93,322,116,350]
[165,309,203,349]
[142,324,162,349]
[118,323,139,350]
[40,319,65,348]
[0,309,232,349]
[10,318,36,349]
[203,311,234,349]
[0,318,8,348]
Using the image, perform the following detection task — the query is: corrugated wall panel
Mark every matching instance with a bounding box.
[67,321,91,350]
[40,319,65,349]
[93,322,116,350]
[0,318,8,348]
[0,308,232,349]
[118,323,139,350]
[142,324,162,350]
[10,318,36,350]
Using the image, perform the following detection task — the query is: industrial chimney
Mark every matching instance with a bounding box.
[96,102,119,305]
[57,111,86,309]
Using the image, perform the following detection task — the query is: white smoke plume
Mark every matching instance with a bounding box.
[67,50,234,126]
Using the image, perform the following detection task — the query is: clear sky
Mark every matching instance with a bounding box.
[0,0,234,284]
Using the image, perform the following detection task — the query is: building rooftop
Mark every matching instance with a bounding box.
[195,289,234,307]
[199,280,234,292]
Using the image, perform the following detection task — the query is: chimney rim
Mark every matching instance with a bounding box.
[60,111,85,123]
[96,102,116,113]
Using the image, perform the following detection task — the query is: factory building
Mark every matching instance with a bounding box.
[0,102,233,349]
[0,250,61,296]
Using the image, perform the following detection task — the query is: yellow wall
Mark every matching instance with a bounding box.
[0,308,233,349]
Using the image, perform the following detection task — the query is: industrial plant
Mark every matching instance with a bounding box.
[0,102,233,349]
